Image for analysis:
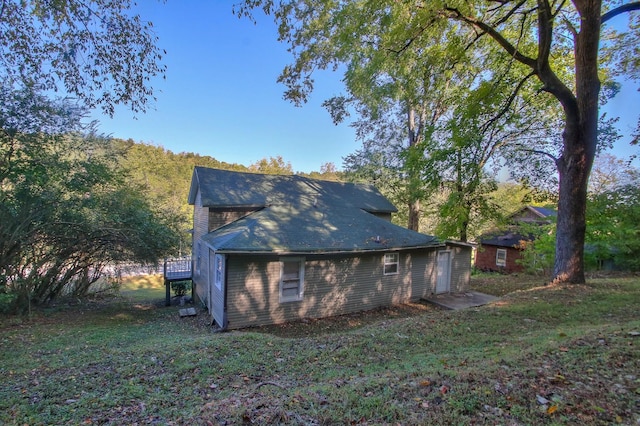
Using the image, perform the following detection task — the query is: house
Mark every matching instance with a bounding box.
[188,167,472,330]
[475,206,556,273]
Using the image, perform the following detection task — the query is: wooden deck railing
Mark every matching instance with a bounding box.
[163,257,192,281]
[163,257,193,307]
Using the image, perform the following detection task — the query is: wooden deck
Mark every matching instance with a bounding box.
[163,257,193,306]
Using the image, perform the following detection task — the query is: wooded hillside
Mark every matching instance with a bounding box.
[115,140,344,254]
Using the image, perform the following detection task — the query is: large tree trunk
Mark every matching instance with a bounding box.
[554,136,593,283]
[406,107,423,231]
[552,0,601,283]
[407,199,420,231]
[446,0,639,283]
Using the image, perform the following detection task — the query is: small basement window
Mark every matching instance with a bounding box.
[280,257,305,303]
[383,253,399,275]
[496,248,507,267]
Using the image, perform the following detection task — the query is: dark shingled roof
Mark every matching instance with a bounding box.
[189,166,398,213]
[479,231,532,248]
[190,167,439,254]
[525,206,557,219]
[479,206,556,248]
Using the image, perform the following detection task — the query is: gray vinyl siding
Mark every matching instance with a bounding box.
[208,208,259,232]
[192,190,208,250]
[192,241,211,309]
[447,244,472,293]
[411,250,437,298]
[224,249,435,330]
[192,190,209,306]
[370,212,393,222]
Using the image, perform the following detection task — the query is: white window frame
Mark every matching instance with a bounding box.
[496,248,507,267]
[383,252,399,275]
[279,257,305,303]
[195,242,202,275]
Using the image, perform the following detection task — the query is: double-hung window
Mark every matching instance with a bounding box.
[496,249,507,267]
[383,253,399,275]
[279,257,305,302]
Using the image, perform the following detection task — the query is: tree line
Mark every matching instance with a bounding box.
[0,91,183,313]
[1,0,638,313]
[1,86,637,313]
[0,95,344,313]
[237,0,640,283]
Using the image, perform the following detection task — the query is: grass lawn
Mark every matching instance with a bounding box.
[1,273,638,425]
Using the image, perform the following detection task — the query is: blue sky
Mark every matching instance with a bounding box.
[92,1,639,173]
[92,1,356,173]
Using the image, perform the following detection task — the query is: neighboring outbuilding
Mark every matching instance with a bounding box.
[188,167,472,330]
[475,206,556,273]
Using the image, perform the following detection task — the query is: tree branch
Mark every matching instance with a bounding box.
[443,6,537,69]
[537,0,554,71]
[513,144,559,162]
[480,71,537,135]
[493,0,529,27]
[601,1,640,24]
[386,16,439,55]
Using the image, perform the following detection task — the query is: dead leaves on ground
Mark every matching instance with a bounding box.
[196,328,638,425]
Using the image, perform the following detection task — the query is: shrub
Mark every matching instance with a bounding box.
[171,280,191,297]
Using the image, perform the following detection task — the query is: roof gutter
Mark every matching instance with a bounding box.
[443,240,476,248]
[210,242,445,256]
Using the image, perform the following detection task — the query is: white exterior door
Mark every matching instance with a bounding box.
[209,251,226,327]
[436,251,451,294]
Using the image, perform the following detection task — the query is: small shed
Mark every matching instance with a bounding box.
[475,206,555,273]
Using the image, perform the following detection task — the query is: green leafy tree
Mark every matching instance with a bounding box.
[237,0,640,283]
[424,72,558,241]
[0,89,182,312]
[585,153,640,270]
[240,1,520,238]
[343,138,411,227]
[271,0,556,240]
[300,7,473,231]
[436,1,639,283]
[0,0,165,115]
[517,221,557,276]
[303,162,344,181]
[116,140,250,255]
[249,156,294,174]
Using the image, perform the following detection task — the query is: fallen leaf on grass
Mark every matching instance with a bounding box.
[547,404,558,414]
[550,373,568,384]
[536,395,550,405]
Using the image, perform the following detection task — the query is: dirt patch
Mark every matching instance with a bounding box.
[245,301,440,338]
